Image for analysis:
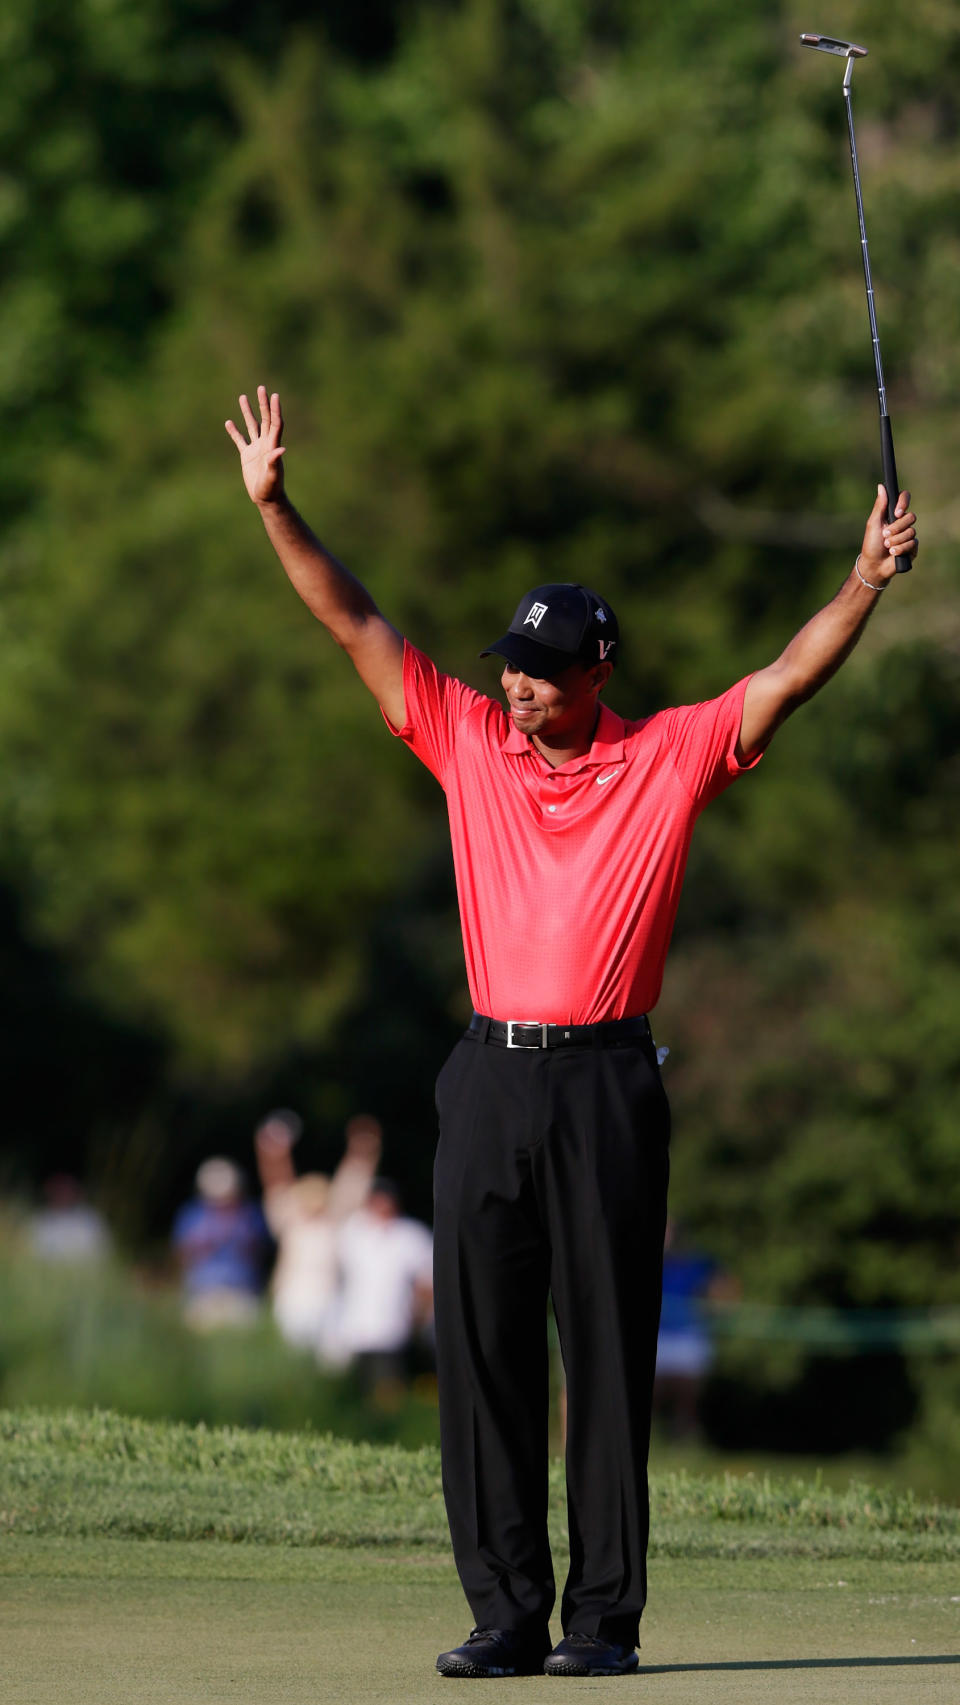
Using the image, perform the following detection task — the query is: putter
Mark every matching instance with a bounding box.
[801,32,912,570]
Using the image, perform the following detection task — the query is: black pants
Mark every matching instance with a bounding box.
[433,1030,670,1647]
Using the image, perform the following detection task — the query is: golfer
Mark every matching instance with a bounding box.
[226,386,917,1678]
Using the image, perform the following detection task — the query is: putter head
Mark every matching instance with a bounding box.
[800,34,867,58]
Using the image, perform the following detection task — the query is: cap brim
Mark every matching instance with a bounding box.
[479,632,579,679]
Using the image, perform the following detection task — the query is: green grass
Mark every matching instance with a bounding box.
[0,1235,439,1446]
[3,1410,960,1704]
[6,1544,956,1705]
[2,1407,959,1562]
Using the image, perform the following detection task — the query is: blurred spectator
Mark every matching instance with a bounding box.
[172,1156,269,1330]
[254,1109,381,1363]
[336,1180,434,1395]
[29,1174,112,1264]
[654,1219,738,1440]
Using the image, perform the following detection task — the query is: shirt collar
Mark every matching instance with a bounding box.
[500,701,626,767]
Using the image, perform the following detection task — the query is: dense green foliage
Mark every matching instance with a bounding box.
[0,2,958,1452]
[4,1406,960,1559]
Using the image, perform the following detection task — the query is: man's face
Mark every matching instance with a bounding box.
[501,659,602,740]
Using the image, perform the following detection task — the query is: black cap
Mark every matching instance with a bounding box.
[480,584,619,678]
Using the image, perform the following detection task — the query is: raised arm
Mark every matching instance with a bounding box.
[225,386,405,729]
[327,1115,383,1221]
[737,485,918,762]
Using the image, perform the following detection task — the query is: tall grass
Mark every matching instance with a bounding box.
[2,1409,959,1561]
[0,1212,437,1446]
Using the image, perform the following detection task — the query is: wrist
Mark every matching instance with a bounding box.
[854,553,891,593]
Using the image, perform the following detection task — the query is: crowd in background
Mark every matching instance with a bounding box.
[26,1147,734,1438]
[169,1112,434,1398]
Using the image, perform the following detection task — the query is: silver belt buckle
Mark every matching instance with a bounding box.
[506,1019,549,1049]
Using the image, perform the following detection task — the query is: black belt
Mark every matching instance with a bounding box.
[468,1013,651,1050]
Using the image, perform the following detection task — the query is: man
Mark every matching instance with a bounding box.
[336,1178,434,1394]
[654,1219,738,1441]
[254,1110,382,1363]
[226,386,917,1677]
[172,1155,269,1331]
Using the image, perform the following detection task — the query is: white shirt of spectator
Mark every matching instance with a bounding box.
[264,1157,372,1356]
[336,1209,434,1355]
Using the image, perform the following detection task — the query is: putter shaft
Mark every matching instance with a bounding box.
[801,32,911,567]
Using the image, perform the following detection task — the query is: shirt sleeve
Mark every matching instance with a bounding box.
[381,639,492,786]
[660,674,762,807]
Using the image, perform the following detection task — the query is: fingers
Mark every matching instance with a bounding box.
[882,498,917,559]
[238,392,258,437]
[877,485,911,517]
[224,418,245,450]
[868,486,917,563]
[254,384,285,444]
[230,387,282,441]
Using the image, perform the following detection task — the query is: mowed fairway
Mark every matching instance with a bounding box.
[2,1412,959,1704]
[3,1541,960,1705]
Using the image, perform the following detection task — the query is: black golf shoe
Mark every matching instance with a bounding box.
[436,1627,552,1678]
[543,1633,639,1676]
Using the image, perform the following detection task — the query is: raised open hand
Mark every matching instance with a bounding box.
[225,385,286,505]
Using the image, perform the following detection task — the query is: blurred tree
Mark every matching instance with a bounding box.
[0,0,422,518]
[0,882,166,1233]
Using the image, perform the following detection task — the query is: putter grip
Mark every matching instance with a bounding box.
[880,413,912,574]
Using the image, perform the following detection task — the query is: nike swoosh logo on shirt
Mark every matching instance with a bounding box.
[596,772,618,786]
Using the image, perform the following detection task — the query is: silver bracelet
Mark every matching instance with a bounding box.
[853,553,885,593]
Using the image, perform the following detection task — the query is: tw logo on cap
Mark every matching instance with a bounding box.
[524,602,549,629]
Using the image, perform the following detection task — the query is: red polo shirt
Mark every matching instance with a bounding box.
[386,641,760,1023]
